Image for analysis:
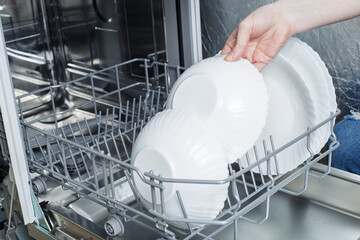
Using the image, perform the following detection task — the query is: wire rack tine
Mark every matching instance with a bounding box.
[62,133,80,178]
[137,95,142,126]
[269,135,280,176]
[104,108,110,140]
[125,101,129,131]
[75,121,92,178]
[45,134,54,171]
[310,111,337,179]
[90,147,100,193]
[236,160,249,196]
[280,127,313,196]
[150,90,155,118]
[108,161,115,199]
[176,190,193,232]
[158,175,165,215]
[253,145,265,182]
[156,88,161,113]
[110,132,122,161]
[240,195,270,225]
[124,169,144,212]
[97,111,102,143]
[150,173,157,211]
[115,65,122,114]
[118,130,130,160]
[231,179,241,212]
[131,98,136,129]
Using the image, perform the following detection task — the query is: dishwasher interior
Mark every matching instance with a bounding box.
[0,0,359,239]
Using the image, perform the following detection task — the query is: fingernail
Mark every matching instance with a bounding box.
[225,52,234,61]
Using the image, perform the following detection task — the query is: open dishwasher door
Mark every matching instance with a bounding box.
[0,18,35,226]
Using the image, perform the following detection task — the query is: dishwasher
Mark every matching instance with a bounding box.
[0,1,359,239]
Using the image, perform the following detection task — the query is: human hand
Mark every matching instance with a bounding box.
[221,2,293,71]
[221,0,360,71]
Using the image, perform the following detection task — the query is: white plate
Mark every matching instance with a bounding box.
[131,109,229,229]
[298,40,337,113]
[240,54,316,174]
[279,37,331,154]
[167,54,268,163]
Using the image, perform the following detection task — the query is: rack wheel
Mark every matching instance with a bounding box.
[104,215,125,237]
[32,177,47,195]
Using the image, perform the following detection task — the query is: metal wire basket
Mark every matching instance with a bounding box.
[17,58,340,240]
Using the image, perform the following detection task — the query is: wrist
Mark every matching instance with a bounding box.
[271,0,302,35]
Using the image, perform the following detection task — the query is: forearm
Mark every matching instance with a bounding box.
[276,0,360,34]
[221,0,360,67]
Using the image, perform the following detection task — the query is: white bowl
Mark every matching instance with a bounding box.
[167,54,268,163]
[240,54,316,175]
[131,109,229,229]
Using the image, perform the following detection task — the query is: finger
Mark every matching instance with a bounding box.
[243,44,256,63]
[253,62,266,72]
[221,29,237,55]
[243,44,267,71]
[225,22,252,61]
[249,47,271,72]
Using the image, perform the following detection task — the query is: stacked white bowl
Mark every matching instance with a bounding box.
[131,54,267,229]
[131,109,229,229]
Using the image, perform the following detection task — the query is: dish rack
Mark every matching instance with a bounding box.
[16,58,340,240]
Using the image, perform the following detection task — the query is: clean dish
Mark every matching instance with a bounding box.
[167,54,268,163]
[279,37,331,154]
[298,40,337,113]
[131,109,229,229]
[240,54,316,175]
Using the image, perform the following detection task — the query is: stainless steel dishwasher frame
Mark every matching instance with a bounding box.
[0,1,359,240]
